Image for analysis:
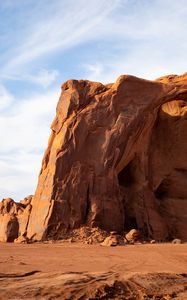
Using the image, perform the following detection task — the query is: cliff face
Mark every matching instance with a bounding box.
[26,73,187,241]
[1,73,187,242]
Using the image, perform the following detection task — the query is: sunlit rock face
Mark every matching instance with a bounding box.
[25,73,187,242]
[0,196,32,242]
[1,73,187,242]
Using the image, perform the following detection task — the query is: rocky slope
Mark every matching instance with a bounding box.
[1,73,187,242]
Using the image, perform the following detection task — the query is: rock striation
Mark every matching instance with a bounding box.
[1,73,187,242]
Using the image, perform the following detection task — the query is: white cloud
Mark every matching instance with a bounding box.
[2,0,121,74]
[1,0,187,200]
[28,69,59,88]
[1,0,187,82]
[2,69,59,89]
[83,63,104,81]
[0,84,13,111]
[81,0,187,82]
[0,87,59,200]
[0,0,122,200]
[0,153,41,201]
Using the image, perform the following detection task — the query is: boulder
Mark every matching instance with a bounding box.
[101,235,118,247]
[125,229,140,243]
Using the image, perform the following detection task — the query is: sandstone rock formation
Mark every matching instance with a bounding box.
[1,73,187,242]
[27,73,187,241]
[0,196,32,242]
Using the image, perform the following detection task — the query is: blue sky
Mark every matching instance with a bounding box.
[0,0,187,200]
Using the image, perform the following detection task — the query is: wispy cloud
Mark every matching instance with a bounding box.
[1,0,121,74]
[83,63,104,81]
[0,86,59,200]
[1,0,187,199]
[0,84,13,111]
[2,69,59,88]
[82,0,187,81]
[0,0,122,199]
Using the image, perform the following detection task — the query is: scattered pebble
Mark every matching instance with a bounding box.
[150,240,156,244]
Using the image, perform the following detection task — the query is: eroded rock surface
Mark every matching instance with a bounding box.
[0,196,32,242]
[26,73,187,241]
[0,271,186,300]
[1,73,187,242]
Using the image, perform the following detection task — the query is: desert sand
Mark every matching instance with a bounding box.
[0,242,186,299]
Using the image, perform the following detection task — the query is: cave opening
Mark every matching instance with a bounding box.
[117,161,138,231]
[7,218,19,242]
[118,162,134,187]
[154,179,169,200]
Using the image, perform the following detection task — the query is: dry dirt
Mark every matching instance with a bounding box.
[0,242,186,299]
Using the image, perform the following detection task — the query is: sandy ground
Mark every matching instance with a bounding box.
[0,242,187,299]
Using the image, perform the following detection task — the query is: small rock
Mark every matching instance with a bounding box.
[88,237,93,244]
[172,239,182,244]
[125,229,140,243]
[14,235,28,244]
[134,241,142,245]
[68,238,74,243]
[110,231,117,236]
[100,236,118,247]
[150,240,156,244]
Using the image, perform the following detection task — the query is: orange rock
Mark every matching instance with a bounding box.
[101,235,118,247]
[1,73,187,243]
[125,229,140,243]
[0,196,32,242]
[26,74,187,242]
[0,214,18,242]
[14,235,28,244]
